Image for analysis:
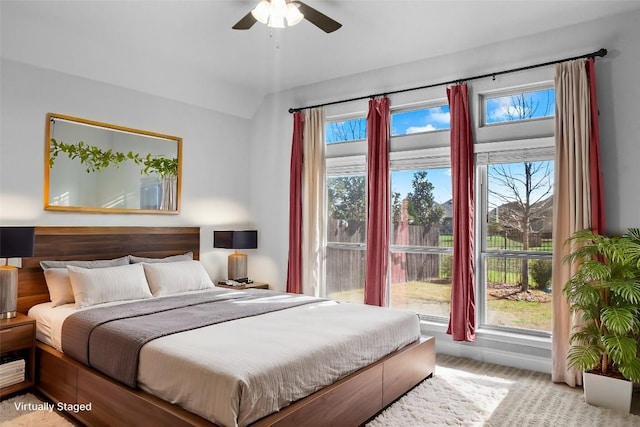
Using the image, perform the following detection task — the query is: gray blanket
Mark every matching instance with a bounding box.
[61,289,322,387]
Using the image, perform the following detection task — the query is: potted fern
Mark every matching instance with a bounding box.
[563,228,640,412]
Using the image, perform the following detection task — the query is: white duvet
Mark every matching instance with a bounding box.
[29,290,420,427]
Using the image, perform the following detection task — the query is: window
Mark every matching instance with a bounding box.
[483,87,555,126]
[326,170,366,303]
[391,105,450,136]
[322,80,555,338]
[477,145,554,333]
[325,117,366,144]
[389,165,452,318]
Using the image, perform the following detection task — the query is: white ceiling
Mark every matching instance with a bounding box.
[3,0,640,118]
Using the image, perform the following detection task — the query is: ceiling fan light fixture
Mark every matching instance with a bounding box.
[251,0,270,24]
[285,3,304,26]
[268,14,286,28]
[235,0,340,33]
[268,0,287,28]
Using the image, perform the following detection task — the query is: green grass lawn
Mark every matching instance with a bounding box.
[330,280,552,332]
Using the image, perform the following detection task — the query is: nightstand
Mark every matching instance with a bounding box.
[216,282,269,290]
[0,313,36,399]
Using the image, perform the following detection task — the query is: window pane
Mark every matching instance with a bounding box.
[483,158,554,333]
[487,161,554,252]
[326,247,365,304]
[485,256,552,332]
[391,105,450,136]
[327,175,366,244]
[390,252,451,317]
[325,117,366,144]
[485,88,555,125]
[391,169,452,248]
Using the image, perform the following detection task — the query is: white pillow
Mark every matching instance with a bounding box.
[129,252,193,264]
[67,264,153,308]
[43,268,75,307]
[40,256,130,270]
[142,260,214,296]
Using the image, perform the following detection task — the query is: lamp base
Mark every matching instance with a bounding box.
[0,266,18,319]
[228,253,248,281]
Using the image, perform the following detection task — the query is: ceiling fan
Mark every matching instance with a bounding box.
[232,0,342,33]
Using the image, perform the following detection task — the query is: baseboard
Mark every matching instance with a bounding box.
[435,339,551,374]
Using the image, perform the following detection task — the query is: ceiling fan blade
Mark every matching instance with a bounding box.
[293,1,342,33]
[232,11,257,30]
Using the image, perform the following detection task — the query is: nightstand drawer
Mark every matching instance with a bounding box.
[0,324,34,351]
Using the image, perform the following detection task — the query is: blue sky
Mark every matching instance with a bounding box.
[485,89,554,123]
[392,168,452,204]
[391,105,450,135]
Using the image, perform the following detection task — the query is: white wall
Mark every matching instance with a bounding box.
[0,59,255,279]
[249,10,640,370]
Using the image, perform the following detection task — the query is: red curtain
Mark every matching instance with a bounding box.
[364,98,390,306]
[586,59,605,234]
[446,84,476,341]
[286,111,304,294]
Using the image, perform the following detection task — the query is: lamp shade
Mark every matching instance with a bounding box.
[0,226,34,319]
[0,227,35,257]
[214,230,258,250]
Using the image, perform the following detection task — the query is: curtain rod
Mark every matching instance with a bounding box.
[288,48,607,113]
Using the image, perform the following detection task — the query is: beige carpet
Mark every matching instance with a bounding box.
[0,393,74,427]
[2,355,639,426]
[368,354,640,426]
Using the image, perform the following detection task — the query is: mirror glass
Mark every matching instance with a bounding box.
[45,113,182,214]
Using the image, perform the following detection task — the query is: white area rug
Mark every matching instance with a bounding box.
[2,355,639,426]
[368,354,640,426]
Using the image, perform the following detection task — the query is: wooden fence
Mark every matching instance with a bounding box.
[326,220,445,293]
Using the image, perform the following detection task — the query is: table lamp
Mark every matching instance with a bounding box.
[0,227,35,319]
[213,230,258,281]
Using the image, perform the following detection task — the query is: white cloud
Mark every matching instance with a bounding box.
[488,96,528,122]
[427,107,451,124]
[406,124,436,134]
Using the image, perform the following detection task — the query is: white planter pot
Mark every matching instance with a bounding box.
[583,372,633,413]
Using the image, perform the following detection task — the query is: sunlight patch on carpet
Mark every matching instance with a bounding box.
[368,366,512,426]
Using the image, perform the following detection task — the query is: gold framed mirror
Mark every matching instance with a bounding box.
[44,113,182,214]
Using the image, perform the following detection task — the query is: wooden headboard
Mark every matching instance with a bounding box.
[18,226,200,314]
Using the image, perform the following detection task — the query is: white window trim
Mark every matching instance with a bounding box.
[474,136,554,154]
[475,137,554,337]
[390,98,449,114]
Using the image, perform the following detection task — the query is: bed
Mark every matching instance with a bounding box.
[18,226,435,427]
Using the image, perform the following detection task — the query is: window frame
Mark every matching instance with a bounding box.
[390,99,451,137]
[388,147,453,320]
[475,137,555,337]
[478,82,555,128]
[324,112,367,146]
[322,77,556,338]
[325,156,367,302]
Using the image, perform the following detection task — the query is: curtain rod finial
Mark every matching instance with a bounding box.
[594,48,607,58]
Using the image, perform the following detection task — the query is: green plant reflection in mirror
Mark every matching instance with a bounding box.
[45,113,182,214]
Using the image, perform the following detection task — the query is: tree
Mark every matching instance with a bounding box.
[327,175,366,238]
[391,191,402,223]
[489,161,553,291]
[406,171,444,228]
[326,119,366,143]
[488,90,554,292]
[501,92,553,121]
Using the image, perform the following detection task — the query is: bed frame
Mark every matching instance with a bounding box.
[18,226,435,427]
